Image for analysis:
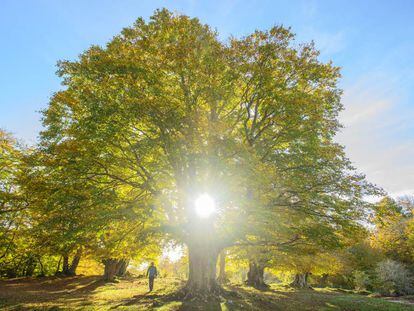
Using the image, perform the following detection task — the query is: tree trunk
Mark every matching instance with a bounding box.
[116,259,129,277]
[290,272,312,289]
[320,273,328,287]
[6,268,17,278]
[217,250,229,284]
[102,259,122,282]
[67,249,82,276]
[62,255,69,275]
[184,243,220,297]
[37,257,45,277]
[55,256,62,275]
[245,261,268,289]
[24,256,37,277]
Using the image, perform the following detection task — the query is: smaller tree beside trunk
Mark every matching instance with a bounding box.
[62,255,69,275]
[116,259,129,277]
[102,258,129,282]
[59,249,82,276]
[67,249,82,276]
[290,272,312,289]
[245,261,269,289]
[217,250,229,284]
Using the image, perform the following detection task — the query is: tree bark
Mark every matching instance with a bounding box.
[67,248,82,276]
[245,261,268,289]
[290,272,312,289]
[184,243,220,297]
[217,250,229,284]
[116,259,129,277]
[102,258,122,282]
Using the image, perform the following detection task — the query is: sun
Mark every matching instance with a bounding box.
[195,193,216,218]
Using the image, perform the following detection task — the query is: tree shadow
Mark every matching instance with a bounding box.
[108,283,290,310]
[0,276,106,305]
[223,284,294,310]
[112,287,232,310]
[69,279,105,294]
[174,287,254,311]
[179,299,222,311]
[115,292,162,307]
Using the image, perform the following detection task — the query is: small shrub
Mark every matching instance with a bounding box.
[375,259,414,296]
[352,270,372,291]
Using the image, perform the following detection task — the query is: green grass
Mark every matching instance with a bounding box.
[0,276,413,310]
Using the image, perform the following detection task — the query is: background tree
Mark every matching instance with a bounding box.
[371,197,414,265]
[0,130,33,277]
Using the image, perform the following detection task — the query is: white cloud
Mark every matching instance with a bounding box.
[314,30,346,56]
[336,73,414,197]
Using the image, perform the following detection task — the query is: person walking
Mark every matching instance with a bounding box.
[146,262,158,292]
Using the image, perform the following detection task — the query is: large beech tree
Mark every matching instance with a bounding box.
[40,9,376,296]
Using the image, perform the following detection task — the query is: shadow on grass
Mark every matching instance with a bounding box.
[176,287,272,311]
[68,278,106,294]
[0,276,106,306]
[111,286,258,311]
[121,292,162,306]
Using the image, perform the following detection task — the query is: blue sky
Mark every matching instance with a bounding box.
[1,0,413,196]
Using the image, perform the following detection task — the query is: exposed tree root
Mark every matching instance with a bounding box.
[175,283,225,302]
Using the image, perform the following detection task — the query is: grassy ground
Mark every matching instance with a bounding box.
[0,276,413,310]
